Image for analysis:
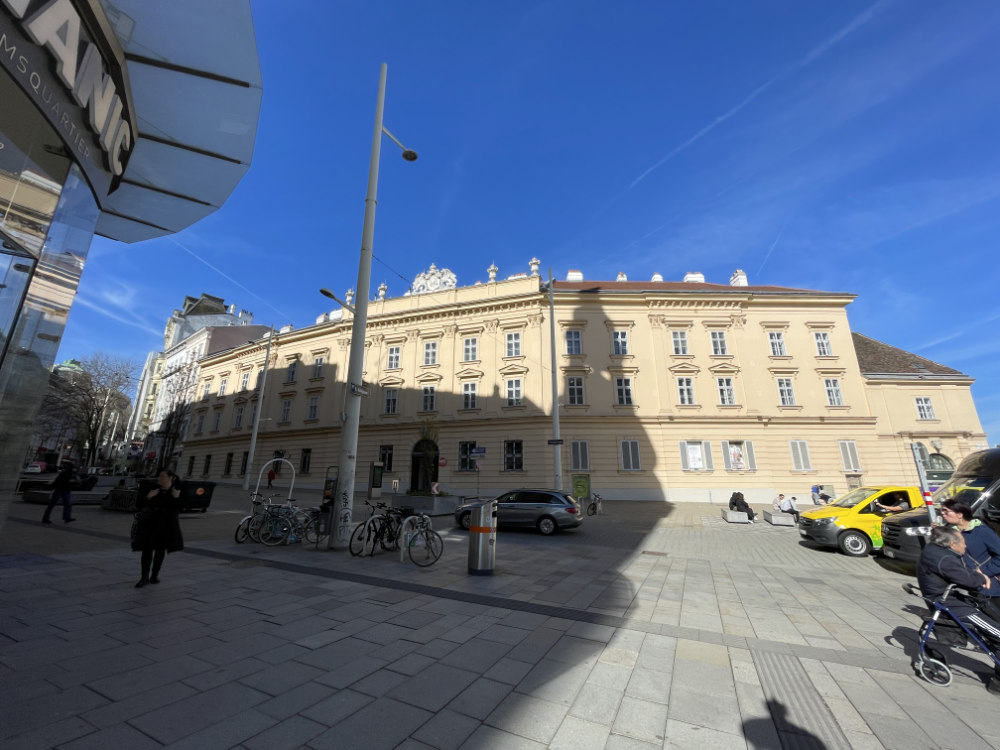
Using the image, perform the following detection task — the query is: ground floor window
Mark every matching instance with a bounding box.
[379,444,394,472]
[679,440,713,471]
[790,440,812,471]
[224,452,234,474]
[721,440,756,470]
[504,440,523,471]
[571,440,589,470]
[621,440,641,471]
[202,455,212,476]
[240,451,248,475]
[838,440,861,471]
[300,448,312,473]
[187,456,196,476]
[459,441,476,471]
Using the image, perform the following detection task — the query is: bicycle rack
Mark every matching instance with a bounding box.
[398,515,423,563]
[254,457,297,502]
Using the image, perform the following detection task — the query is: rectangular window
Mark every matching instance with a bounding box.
[463,337,478,362]
[307,395,319,419]
[212,411,222,431]
[672,330,688,355]
[677,377,695,405]
[768,331,786,356]
[218,377,228,397]
[280,398,292,422]
[313,356,324,378]
[384,388,398,414]
[721,440,756,471]
[506,378,522,407]
[459,441,477,471]
[286,360,297,383]
[839,440,862,471]
[777,378,796,406]
[202,383,211,399]
[571,440,590,470]
[825,378,843,406]
[379,445,394,472]
[565,330,582,355]
[679,440,714,471]
[224,453,234,475]
[613,330,629,355]
[256,370,263,388]
[506,332,522,357]
[387,346,400,369]
[615,377,633,405]
[711,331,728,355]
[240,372,250,391]
[251,403,258,424]
[621,439,641,471]
[916,397,936,420]
[422,386,436,412]
[463,382,478,409]
[202,455,212,476]
[789,440,812,471]
[567,376,585,406]
[717,377,735,406]
[196,413,205,434]
[300,448,312,473]
[504,440,523,471]
[815,332,833,356]
[234,405,244,428]
[187,456,196,476]
[240,451,248,475]
[423,341,438,366]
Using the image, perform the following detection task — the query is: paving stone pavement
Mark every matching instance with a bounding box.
[2,490,999,749]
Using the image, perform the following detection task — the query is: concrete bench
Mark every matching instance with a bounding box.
[721,508,749,523]
[763,510,796,526]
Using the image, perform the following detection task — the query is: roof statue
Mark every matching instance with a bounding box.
[408,263,457,295]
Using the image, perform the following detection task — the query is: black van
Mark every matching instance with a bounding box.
[881,448,1000,563]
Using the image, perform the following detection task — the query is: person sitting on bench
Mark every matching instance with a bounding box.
[728,491,756,523]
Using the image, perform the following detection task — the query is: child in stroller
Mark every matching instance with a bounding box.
[909,526,1000,693]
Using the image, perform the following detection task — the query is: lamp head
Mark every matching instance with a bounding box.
[319,288,336,300]
[401,150,418,162]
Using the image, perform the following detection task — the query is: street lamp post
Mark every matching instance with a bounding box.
[242,326,273,491]
[329,63,416,549]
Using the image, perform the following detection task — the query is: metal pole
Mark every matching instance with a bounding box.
[548,269,562,490]
[329,63,386,549]
[243,326,273,490]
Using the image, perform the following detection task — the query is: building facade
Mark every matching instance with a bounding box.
[181,264,987,503]
[0,0,261,531]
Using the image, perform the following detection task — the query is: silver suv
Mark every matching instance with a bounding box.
[454,489,583,535]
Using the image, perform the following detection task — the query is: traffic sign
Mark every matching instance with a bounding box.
[431,482,440,495]
[470,447,486,456]
[350,383,368,396]
[547,439,564,445]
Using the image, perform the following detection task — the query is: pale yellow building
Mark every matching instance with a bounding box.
[180,266,987,503]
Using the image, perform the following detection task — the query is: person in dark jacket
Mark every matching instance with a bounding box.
[42,463,76,524]
[941,499,1000,622]
[132,468,184,588]
[918,526,1000,694]
[728,491,756,523]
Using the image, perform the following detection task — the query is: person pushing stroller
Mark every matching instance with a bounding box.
[918,526,1000,695]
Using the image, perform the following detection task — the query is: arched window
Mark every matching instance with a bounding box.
[927,453,953,471]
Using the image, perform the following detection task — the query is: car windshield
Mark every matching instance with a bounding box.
[830,487,879,508]
[932,475,994,511]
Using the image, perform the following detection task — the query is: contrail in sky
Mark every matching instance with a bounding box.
[168,237,295,324]
[627,0,892,191]
[757,223,788,275]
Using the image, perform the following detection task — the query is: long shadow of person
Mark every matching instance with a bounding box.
[742,699,829,750]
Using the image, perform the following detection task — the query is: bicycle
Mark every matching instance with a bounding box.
[349,501,405,556]
[234,492,281,543]
[587,492,604,516]
[403,513,443,567]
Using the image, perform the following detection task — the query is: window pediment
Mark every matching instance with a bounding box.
[415,371,443,384]
[708,363,741,375]
[815,367,846,376]
[767,366,799,376]
[559,320,587,329]
[759,321,790,330]
[560,364,592,374]
[379,375,405,387]
[499,363,529,376]
[668,362,701,375]
[456,368,484,380]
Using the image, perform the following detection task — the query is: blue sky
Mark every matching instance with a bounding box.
[60,0,1000,443]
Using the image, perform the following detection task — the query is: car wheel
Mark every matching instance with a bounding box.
[458,512,471,530]
[838,530,871,557]
[537,516,557,535]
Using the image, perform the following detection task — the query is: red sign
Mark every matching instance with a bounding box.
[438,457,447,467]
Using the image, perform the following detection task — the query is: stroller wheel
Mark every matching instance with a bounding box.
[917,657,952,686]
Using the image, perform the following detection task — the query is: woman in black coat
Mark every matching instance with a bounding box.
[132,468,184,587]
[728,491,757,522]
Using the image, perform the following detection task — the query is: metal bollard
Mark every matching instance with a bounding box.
[467,498,497,575]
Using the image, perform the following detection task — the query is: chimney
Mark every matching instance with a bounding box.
[651,272,663,282]
[565,270,584,282]
[615,271,628,282]
[683,271,705,283]
[729,269,748,287]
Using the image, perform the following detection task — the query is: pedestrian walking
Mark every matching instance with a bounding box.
[132,468,184,588]
[41,463,76,524]
[267,468,276,489]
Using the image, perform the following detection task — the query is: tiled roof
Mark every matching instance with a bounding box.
[852,333,965,377]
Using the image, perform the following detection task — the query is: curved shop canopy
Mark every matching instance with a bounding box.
[94,0,262,242]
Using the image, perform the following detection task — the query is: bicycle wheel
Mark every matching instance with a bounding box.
[349,521,373,556]
[234,516,251,544]
[305,516,326,546]
[408,529,443,567]
[261,514,290,546]
[587,501,597,516]
[247,514,264,543]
